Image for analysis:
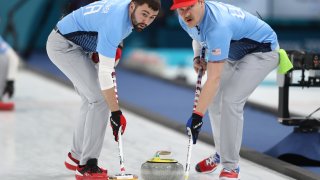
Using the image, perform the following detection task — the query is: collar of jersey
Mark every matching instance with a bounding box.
[195,2,209,34]
[125,3,134,30]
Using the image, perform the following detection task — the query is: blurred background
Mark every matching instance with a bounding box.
[0,0,320,179]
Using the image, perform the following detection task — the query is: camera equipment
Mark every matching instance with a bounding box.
[285,50,320,86]
[278,50,320,132]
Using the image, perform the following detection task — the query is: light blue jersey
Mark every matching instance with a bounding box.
[179,1,279,61]
[57,0,133,58]
[0,36,9,54]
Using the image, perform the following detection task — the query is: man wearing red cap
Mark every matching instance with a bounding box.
[171,0,279,179]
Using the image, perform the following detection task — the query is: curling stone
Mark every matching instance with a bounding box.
[141,151,184,180]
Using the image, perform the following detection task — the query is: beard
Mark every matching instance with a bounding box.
[131,7,147,32]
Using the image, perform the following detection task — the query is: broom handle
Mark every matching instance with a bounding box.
[185,47,206,180]
[112,71,126,174]
[184,130,193,180]
[118,127,126,174]
[193,47,205,111]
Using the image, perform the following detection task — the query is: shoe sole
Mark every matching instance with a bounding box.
[65,161,77,171]
[75,171,107,180]
[65,161,107,173]
[196,166,218,174]
[219,173,240,180]
[75,175,107,180]
[0,102,14,110]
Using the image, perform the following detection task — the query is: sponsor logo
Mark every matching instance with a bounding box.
[110,119,118,127]
[193,122,203,129]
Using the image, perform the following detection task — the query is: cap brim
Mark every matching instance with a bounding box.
[170,0,198,10]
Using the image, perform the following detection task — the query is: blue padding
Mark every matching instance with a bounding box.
[242,106,293,152]
[116,67,213,134]
[27,52,69,81]
[266,131,320,161]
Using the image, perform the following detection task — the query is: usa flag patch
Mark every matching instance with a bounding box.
[212,48,221,56]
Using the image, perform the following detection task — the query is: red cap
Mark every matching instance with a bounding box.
[170,0,198,10]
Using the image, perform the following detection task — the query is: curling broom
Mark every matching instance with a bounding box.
[184,47,206,180]
[109,71,138,180]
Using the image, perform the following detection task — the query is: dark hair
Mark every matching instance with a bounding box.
[132,0,161,11]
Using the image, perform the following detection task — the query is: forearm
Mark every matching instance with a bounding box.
[98,54,119,112]
[195,78,220,114]
[195,61,225,114]
[102,87,119,112]
[192,39,201,58]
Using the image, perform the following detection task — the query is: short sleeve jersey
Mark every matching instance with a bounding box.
[179,1,279,61]
[57,0,133,58]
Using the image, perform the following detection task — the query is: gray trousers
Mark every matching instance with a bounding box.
[0,53,9,99]
[208,51,279,170]
[46,30,109,165]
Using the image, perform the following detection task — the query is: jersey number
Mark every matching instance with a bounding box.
[218,3,245,19]
[83,0,110,15]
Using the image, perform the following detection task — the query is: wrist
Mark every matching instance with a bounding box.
[111,110,122,116]
[192,111,203,119]
[193,110,203,117]
[193,56,200,62]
